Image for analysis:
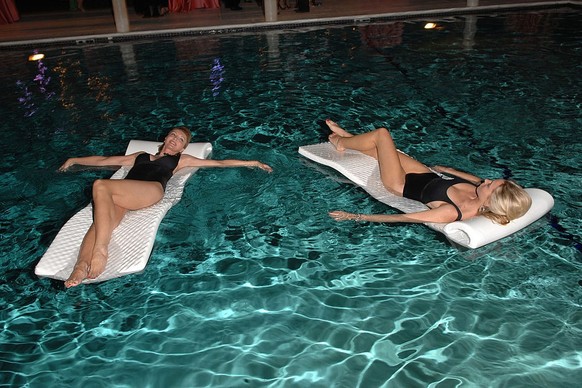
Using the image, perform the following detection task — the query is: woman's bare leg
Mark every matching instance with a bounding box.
[86,179,164,280]
[64,208,124,286]
[326,119,430,194]
[64,225,96,288]
[64,179,164,287]
[65,209,127,287]
[87,204,126,279]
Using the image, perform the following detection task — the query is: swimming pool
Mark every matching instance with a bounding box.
[1,7,581,387]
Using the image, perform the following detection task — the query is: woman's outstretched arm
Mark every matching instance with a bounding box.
[178,154,272,172]
[329,204,460,224]
[59,153,140,171]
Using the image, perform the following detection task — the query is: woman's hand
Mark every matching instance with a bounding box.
[431,165,448,173]
[431,165,483,185]
[253,161,273,173]
[58,158,76,172]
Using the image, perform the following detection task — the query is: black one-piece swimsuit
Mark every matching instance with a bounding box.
[125,153,181,191]
[402,172,477,221]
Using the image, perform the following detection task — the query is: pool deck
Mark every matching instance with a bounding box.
[1,0,578,47]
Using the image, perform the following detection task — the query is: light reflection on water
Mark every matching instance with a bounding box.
[0,9,581,387]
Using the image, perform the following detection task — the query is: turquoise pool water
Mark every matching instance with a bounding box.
[1,8,581,387]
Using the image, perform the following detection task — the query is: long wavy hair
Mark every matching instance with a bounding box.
[479,180,532,225]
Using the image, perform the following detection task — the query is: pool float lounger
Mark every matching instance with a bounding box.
[35,140,213,283]
[298,142,554,249]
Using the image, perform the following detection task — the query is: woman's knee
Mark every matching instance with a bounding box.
[372,127,396,148]
[375,127,392,139]
[92,179,110,198]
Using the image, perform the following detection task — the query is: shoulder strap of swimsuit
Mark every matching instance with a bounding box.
[449,202,463,221]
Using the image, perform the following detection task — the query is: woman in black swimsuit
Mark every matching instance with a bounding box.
[59,127,272,288]
[325,119,531,226]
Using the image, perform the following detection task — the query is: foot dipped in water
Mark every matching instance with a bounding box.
[326,119,352,151]
[64,261,90,288]
[87,245,108,279]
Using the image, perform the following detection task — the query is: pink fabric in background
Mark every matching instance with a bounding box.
[0,0,20,24]
[169,0,220,12]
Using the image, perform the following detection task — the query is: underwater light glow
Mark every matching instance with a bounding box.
[28,53,45,61]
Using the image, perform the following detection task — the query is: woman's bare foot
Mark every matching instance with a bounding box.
[329,133,346,151]
[87,246,108,279]
[326,119,353,138]
[65,261,90,288]
[326,119,353,151]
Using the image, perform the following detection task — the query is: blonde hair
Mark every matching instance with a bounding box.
[480,180,532,225]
